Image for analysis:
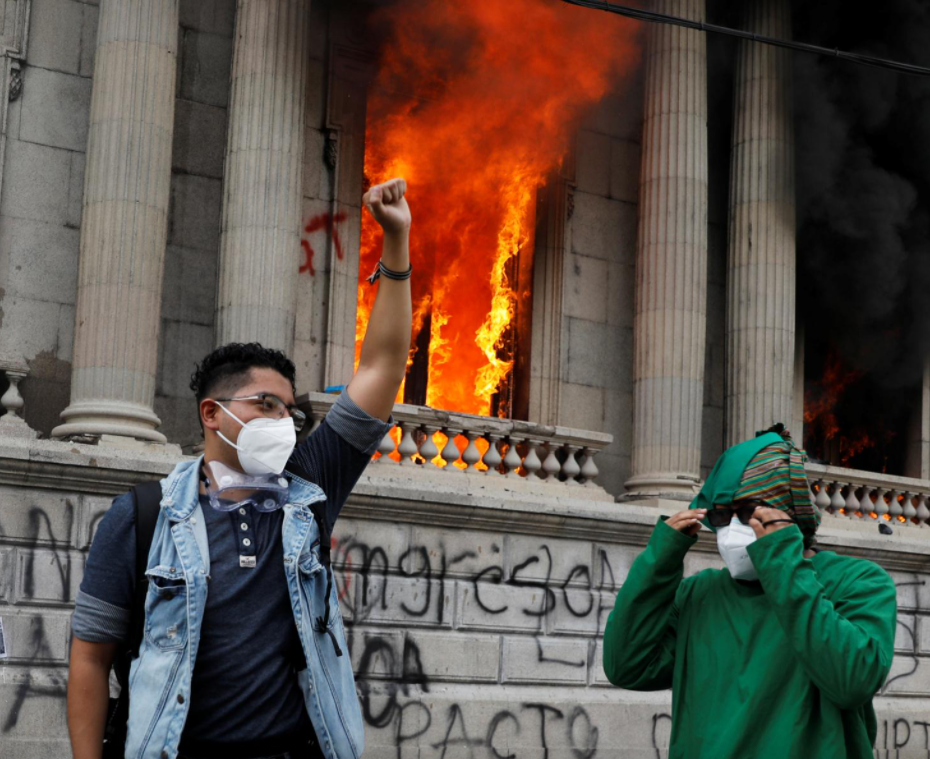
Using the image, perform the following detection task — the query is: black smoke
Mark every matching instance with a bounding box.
[793,0,930,375]
[789,0,930,472]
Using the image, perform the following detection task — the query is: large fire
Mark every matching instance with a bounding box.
[355,0,640,416]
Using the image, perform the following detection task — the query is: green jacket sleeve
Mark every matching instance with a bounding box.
[603,520,695,690]
[747,526,897,710]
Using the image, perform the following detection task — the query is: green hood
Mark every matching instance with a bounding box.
[688,431,785,532]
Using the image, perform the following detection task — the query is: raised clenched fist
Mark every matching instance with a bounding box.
[363,178,411,235]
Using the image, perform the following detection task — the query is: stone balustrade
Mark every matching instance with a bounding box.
[807,462,930,528]
[297,392,614,489]
[0,358,36,439]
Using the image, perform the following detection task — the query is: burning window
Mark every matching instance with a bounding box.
[352,0,638,419]
[804,349,916,475]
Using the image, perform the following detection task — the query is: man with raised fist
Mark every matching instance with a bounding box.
[68,179,413,759]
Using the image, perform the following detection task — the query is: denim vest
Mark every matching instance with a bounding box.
[124,457,364,759]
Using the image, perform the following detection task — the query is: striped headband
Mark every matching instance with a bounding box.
[733,438,821,539]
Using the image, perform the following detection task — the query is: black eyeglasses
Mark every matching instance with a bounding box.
[706,501,771,528]
[214,393,307,432]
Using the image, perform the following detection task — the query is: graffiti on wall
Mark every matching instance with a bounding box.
[337,532,619,758]
[1,503,75,732]
[300,211,348,276]
[2,502,930,759]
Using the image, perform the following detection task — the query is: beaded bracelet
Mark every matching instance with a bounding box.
[366,259,413,285]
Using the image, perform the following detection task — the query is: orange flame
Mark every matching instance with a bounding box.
[355,0,640,415]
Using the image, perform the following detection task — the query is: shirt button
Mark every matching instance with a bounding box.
[161,752,169,759]
[240,523,249,531]
[239,507,247,516]
[177,694,185,704]
[243,538,252,547]
[190,516,197,525]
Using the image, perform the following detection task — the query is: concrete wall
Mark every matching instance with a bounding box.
[2,440,930,758]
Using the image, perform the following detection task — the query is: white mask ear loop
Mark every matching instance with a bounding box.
[215,403,246,452]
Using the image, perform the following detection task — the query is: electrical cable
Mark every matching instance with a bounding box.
[560,0,930,78]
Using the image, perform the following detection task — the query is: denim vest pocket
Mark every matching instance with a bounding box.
[297,541,323,576]
[144,566,189,651]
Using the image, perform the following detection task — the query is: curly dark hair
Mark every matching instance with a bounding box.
[189,342,297,402]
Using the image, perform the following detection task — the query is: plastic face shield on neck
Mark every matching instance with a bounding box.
[203,460,290,513]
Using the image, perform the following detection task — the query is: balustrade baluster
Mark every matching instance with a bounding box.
[902,491,917,526]
[829,482,846,517]
[872,488,889,522]
[814,480,831,514]
[562,445,581,485]
[888,490,903,523]
[845,485,861,519]
[523,439,543,479]
[419,425,441,466]
[462,431,482,472]
[857,486,871,518]
[376,428,397,463]
[580,447,600,487]
[502,437,523,477]
[916,494,930,527]
[482,434,503,474]
[441,428,462,470]
[542,444,561,481]
[397,422,419,465]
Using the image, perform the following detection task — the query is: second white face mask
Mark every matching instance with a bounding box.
[716,520,759,581]
[216,403,297,476]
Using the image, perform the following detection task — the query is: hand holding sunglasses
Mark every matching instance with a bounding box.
[661,509,708,537]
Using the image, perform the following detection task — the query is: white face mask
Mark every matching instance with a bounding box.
[216,403,297,476]
[716,519,759,581]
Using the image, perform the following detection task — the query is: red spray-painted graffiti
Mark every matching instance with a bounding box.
[300,211,348,276]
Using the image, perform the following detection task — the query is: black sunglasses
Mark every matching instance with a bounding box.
[706,501,768,528]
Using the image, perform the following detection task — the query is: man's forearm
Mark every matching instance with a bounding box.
[350,178,414,420]
[357,228,412,379]
[68,655,111,759]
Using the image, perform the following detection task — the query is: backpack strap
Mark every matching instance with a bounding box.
[104,481,162,755]
[287,461,332,568]
[286,465,342,657]
[305,499,342,657]
[130,481,162,657]
[307,500,332,568]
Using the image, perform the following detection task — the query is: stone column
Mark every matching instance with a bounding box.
[624,0,708,499]
[52,0,179,443]
[725,0,796,446]
[214,0,310,353]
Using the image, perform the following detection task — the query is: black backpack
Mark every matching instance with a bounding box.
[100,478,336,757]
[102,481,161,758]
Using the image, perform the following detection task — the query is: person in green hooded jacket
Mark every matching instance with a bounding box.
[603,425,897,759]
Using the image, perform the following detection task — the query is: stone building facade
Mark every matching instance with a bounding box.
[1,0,930,757]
